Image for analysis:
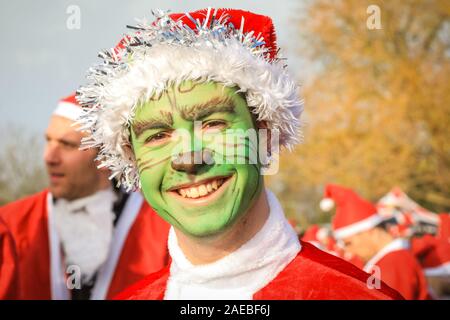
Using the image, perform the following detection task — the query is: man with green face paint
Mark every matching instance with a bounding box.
[131,81,263,240]
[77,8,403,300]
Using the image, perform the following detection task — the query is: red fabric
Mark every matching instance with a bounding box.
[412,234,450,270]
[106,202,170,298]
[413,213,450,270]
[372,249,429,300]
[59,93,78,105]
[114,263,171,300]
[0,190,170,299]
[323,184,378,232]
[341,251,365,270]
[169,8,277,60]
[114,9,278,62]
[115,241,403,300]
[0,191,51,299]
[0,217,19,299]
[301,225,321,243]
[411,234,437,258]
[438,213,450,241]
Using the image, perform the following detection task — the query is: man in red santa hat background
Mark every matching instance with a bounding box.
[320,184,430,300]
[0,94,170,299]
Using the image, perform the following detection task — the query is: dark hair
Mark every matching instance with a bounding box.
[375,217,397,232]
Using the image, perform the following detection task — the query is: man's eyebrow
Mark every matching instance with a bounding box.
[45,133,80,147]
[179,96,235,121]
[132,111,173,138]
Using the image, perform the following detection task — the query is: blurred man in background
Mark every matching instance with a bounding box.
[0,94,170,299]
[321,184,429,300]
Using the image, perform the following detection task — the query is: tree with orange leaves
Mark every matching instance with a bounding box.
[268,0,450,226]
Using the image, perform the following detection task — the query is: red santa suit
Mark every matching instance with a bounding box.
[363,238,429,300]
[412,234,450,277]
[115,190,402,300]
[0,189,170,299]
[0,217,19,299]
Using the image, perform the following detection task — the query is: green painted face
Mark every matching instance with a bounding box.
[130,81,263,237]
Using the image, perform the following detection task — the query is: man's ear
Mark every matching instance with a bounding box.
[122,142,136,163]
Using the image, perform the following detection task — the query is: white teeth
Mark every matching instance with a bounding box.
[176,178,227,199]
[198,185,208,196]
[190,187,199,198]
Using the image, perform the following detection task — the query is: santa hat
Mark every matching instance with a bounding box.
[76,8,303,191]
[53,93,82,121]
[321,184,384,239]
[377,187,439,226]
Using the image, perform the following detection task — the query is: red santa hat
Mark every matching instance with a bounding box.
[377,187,439,226]
[76,8,303,191]
[320,184,384,239]
[53,93,82,121]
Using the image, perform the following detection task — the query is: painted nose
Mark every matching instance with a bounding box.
[171,149,214,174]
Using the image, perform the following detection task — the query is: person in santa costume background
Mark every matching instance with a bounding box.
[0,94,170,300]
[377,187,450,299]
[412,234,450,299]
[76,8,402,300]
[321,184,429,300]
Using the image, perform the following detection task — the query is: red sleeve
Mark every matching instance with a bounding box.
[0,217,19,299]
[376,250,429,300]
[113,262,171,300]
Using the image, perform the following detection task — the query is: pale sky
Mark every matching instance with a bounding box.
[0,0,307,145]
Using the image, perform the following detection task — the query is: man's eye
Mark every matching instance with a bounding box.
[145,132,171,145]
[203,120,227,131]
[61,141,78,149]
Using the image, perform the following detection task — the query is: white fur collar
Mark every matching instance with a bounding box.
[53,188,117,283]
[165,189,301,300]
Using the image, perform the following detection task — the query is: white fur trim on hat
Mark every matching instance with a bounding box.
[334,214,385,239]
[54,102,83,121]
[76,9,303,191]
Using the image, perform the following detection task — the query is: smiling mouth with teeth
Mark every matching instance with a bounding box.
[171,177,230,199]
